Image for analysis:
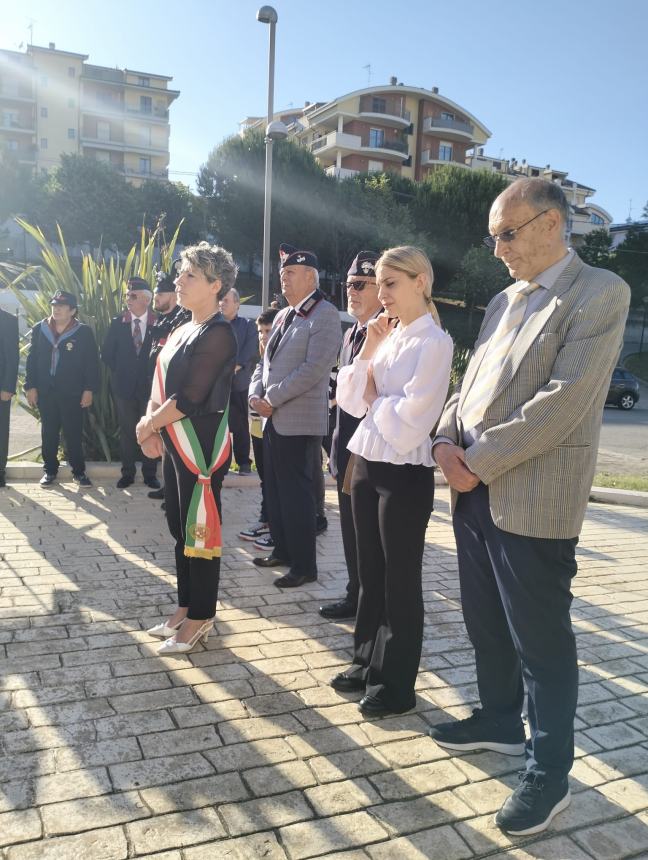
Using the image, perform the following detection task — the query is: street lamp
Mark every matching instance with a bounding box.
[257,5,288,309]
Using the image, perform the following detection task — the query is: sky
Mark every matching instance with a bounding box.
[3,0,647,223]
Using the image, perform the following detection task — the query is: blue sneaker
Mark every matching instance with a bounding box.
[495,772,570,835]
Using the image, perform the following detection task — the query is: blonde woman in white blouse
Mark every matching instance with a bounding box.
[331,246,453,718]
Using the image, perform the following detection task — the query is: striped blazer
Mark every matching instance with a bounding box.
[436,255,630,539]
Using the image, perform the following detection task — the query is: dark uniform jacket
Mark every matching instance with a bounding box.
[148,304,191,388]
[25,319,100,396]
[228,315,258,393]
[101,310,156,401]
[0,309,19,394]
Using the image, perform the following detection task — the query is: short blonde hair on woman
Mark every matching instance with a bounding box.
[375,245,441,325]
[180,242,238,300]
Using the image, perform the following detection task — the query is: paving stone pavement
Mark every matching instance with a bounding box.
[0,481,647,859]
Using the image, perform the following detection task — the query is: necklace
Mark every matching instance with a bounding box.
[191,310,219,326]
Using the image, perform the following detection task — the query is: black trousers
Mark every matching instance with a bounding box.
[0,399,10,477]
[263,418,319,578]
[454,482,578,780]
[312,443,325,519]
[163,443,230,619]
[38,390,86,476]
[229,390,251,468]
[350,457,435,710]
[114,395,158,480]
[251,433,266,523]
[337,468,359,604]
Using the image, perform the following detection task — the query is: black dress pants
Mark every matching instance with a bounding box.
[251,433,266,523]
[0,399,10,477]
[263,418,319,579]
[38,390,86,476]
[454,482,578,780]
[115,395,158,480]
[163,446,229,619]
[229,390,251,469]
[350,456,435,710]
[337,467,359,604]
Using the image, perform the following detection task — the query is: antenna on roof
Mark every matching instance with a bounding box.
[362,64,372,85]
[27,20,35,46]
[626,198,633,223]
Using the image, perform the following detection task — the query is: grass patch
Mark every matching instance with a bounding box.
[594,473,648,492]
[625,352,648,382]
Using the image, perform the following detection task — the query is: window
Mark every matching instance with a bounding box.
[590,213,604,225]
[369,128,385,148]
[372,97,386,113]
[139,156,151,175]
[96,151,110,163]
[2,110,18,127]
[40,137,48,149]
[68,128,76,139]
[68,98,75,108]
[439,141,453,161]
[41,107,48,118]
[531,168,540,177]
[68,66,76,78]
[7,139,18,151]
[140,96,152,114]
[97,121,110,141]
[368,160,383,173]
[441,111,455,121]
[137,76,150,87]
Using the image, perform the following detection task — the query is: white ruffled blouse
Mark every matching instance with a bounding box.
[336,313,453,466]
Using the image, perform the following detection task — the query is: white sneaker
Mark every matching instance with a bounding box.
[239,522,270,541]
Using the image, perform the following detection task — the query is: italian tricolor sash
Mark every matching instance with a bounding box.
[154,346,230,559]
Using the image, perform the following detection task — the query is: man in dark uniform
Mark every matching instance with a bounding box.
[219,286,258,475]
[319,251,383,619]
[101,277,160,490]
[146,265,191,500]
[25,290,99,487]
[0,302,19,488]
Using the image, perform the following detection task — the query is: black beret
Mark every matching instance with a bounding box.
[127,276,151,292]
[155,271,176,293]
[347,250,379,278]
[281,249,319,270]
[50,290,77,309]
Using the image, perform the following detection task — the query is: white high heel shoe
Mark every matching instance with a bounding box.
[157,619,214,655]
[147,618,185,639]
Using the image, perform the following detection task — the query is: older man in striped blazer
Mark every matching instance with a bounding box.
[429,178,630,836]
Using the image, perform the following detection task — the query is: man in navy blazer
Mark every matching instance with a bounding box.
[249,249,342,587]
[0,304,19,488]
[101,278,160,489]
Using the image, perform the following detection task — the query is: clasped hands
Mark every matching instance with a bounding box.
[136,415,164,459]
[433,442,480,493]
[250,396,273,418]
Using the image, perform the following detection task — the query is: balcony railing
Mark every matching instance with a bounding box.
[83,66,125,84]
[325,165,360,179]
[423,115,474,136]
[367,138,408,154]
[126,106,169,120]
[0,120,35,132]
[124,166,168,179]
[359,95,411,122]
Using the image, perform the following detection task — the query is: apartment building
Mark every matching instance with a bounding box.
[241,79,491,181]
[0,42,179,185]
[466,150,612,244]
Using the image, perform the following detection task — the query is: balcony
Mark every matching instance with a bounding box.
[310,131,362,161]
[367,138,408,155]
[126,105,169,121]
[81,135,168,156]
[81,101,169,122]
[421,150,469,169]
[325,165,360,180]
[0,120,35,134]
[422,115,474,140]
[358,95,411,128]
[124,166,168,180]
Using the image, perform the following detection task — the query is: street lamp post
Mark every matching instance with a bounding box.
[257,6,287,310]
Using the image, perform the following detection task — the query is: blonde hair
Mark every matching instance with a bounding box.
[180,242,238,300]
[375,245,441,325]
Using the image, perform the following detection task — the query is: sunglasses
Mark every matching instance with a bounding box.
[483,209,550,250]
[345,279,375,292]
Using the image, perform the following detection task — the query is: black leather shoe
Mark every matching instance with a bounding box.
[0,475,6,488]
[274,573,317,588]
[319,599,357,620]
[331,671,365,692]
[73,473,92,487]
[316,515,328,534]
[144,477,161,490]
[40,473,57,486]
[148,487,165,499]
[117,476,134,489]
[359,694,415,718]
[253,555,288,568]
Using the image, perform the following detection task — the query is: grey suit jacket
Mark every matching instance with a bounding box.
[436,255,630,539]
[249,296,342,436]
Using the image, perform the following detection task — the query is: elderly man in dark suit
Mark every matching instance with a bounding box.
[319,251,383,620]
[0,304,19,488]
[249,249,342,587]
[101,277,160,489]
[429,178,630,836]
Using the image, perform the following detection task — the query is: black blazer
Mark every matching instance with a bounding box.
[330,323,363,480]
[0,308,19,394]
[24,320,100,396]
[101,312,155,401]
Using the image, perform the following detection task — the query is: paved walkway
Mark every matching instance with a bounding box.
[0,483,647,859]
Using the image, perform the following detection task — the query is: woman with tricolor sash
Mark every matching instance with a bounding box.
[136,243,237,654]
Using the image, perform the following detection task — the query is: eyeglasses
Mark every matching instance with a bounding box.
[345,280,374,292]
[483,209,550,250]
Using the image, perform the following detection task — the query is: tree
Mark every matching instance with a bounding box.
[449,246,511,328]
[615,226,648,307]
[0,150,45,223]
[642,200,647,218]
[135,179,204,245]
[577,228,615,269]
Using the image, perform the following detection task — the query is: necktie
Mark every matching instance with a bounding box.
[460,281,541,430]
[133,317,143,355]
[350,324,366,360]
